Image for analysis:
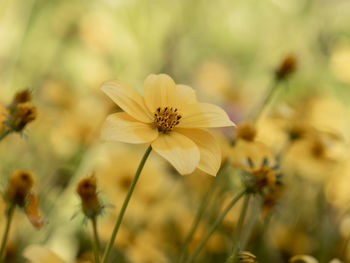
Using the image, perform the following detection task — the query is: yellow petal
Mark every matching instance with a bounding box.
[179,102,236,128]
[151,132,200,175]
[101,80,152,123]
[23,245,65,263]
[176,128,221,176]
[101,112,158,144]
[144,74,179,113]
[176,84,197,103]
[290,255,319,263]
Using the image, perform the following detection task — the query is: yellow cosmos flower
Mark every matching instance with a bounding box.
[100,74,235,176]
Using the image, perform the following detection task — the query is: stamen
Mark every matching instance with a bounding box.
[153,107,181,133]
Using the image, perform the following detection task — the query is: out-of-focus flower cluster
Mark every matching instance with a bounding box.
[1,0,350,263]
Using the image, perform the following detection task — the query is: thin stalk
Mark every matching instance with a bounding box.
[0,205,15,261]
[240,197,262,250]
[185,190,246,263]
[102,145,152,263]
[91,216,101,263]
[0,129,11,142]
[227,194,251,263]
[252,80,281,124]
[178,161,229,263]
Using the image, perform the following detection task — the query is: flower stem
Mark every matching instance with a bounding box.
[0,205,15,261]
[101,145,152,263]
[91,216,101,263]
[185,190,246,263]
[178,161,229,263]
[0,129,11,142]
[227,194,251,263]
[252,79,282,124]
[240,198,262,249]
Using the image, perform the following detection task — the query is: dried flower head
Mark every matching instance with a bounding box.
[236,122,257,142]
[242,157,282,194]
[5,170,35,206]
[275,55,297,80]
[7,89,32,114]
[287,124,306,142]
[76,175,102,218]
[13,89,32,105]
[262,183,283,215]
[9,102,38,132]
[239,251,258,263]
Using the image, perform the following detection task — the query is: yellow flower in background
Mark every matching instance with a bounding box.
[24,245,92,263]
[289,255,342,263]
[101,74,235,176]
[23,245,65,263]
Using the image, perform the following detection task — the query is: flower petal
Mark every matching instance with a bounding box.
[23,245,65,263]
[101,80,152,123]
[25,193,44,229]
[290,255,319,263]
[101,112,158,144]
[151,132,200,175]
[177,128,221,176]
[179,102,236,128]
[176,84,197,103]
[144,74,179,113]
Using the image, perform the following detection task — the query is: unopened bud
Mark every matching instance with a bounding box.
[10,102,37,132]
[236,122,257,142]
[76,175,102,218]
[275,55,297,80]
[5,170,35,206]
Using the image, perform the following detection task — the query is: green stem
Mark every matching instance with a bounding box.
[91,216,101,263]
[101,145,152,263]
[178,161,229,263]
[240,198,262,250]
[0,129,11,142]
[185,190,246,263]
[0,205,15,261]
[228,194,251,263]
[252,79,281,124]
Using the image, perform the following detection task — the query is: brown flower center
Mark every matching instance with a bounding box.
[154,107,182,133]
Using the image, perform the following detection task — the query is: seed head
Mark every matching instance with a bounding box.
[13,89,32,105]
[5,170,35,206]
[275,55,297,81]
[76,175,102,218]
[236,122,257,142]
[242,157,282,195]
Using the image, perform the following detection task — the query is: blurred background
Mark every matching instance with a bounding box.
[1,0,350,262]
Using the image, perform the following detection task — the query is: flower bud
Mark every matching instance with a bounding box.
[7,89,32,114]
[76,175,102,218]
[10,102,37,132]
[5,170,35,206]
[236,122,257,142]
[275,55,297,81]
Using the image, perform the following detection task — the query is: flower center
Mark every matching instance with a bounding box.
[154,107,182,133]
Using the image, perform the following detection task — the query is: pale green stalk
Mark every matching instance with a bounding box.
[91,216,101,263]
[185,190,246,263]
[178,161,229,263]
[227,194,251,263]
[0,205,15,262]
[102,145,152,263]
